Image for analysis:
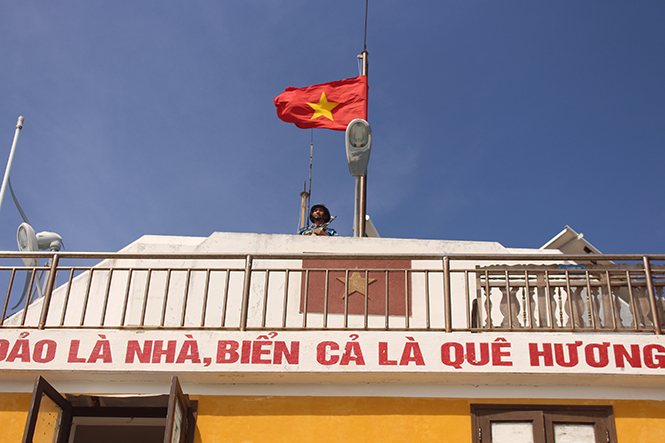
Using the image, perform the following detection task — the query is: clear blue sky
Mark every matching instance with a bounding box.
[0,1,663,254]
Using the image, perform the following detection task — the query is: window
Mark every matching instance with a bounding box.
[22,376,197,443]
[471,404,617,443]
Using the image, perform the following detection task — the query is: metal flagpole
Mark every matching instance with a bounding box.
[356,0,369,237]
[0,116,25,219]
[357,51,368,237]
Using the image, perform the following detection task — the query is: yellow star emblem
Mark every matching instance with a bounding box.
[337,271,377,299]
[307,92,339,121]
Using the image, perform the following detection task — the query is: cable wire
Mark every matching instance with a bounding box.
[8,177,30,224]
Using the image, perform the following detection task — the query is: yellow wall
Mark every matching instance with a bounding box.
[0,393,32,442]
[193,396,471,443]
[4,392,665,443]
[613,401,665,443]
[192,396,665,443]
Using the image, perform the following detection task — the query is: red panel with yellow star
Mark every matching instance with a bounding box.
[300,259,411,316]
[274,76,368,131]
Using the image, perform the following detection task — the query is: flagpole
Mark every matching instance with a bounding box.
[356,0,369,238]
[357,49,369,237]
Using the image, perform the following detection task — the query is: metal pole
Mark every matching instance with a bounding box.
[299,187,309,230]
[358,51,368,237]
[358,175,367,237]
[239,254,253,331]
[359,50,368,77]
[443,257,452,333]
[643,256,661,335]
[0,116,24,218]
[38,254,59,329]
[353,176,360,236]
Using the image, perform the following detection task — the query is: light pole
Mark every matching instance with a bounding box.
[345,118,372,237]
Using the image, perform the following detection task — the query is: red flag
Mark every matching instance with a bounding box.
[274,76,368,131]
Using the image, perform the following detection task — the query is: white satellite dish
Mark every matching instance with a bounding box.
[17,222,39,267]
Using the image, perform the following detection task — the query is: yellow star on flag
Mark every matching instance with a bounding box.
[337,271,377,299]
[307,92,339,121]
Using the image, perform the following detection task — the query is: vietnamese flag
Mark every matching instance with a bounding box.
[274,76,368,131]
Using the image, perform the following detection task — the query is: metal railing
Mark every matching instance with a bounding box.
[0,251,663,334]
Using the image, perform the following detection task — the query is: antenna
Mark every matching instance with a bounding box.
[363,0,369,52]
[308,129,313,216]
[299,182,310,230]
[352,1,370,237]
[298,131,314,231]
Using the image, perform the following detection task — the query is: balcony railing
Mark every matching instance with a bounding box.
[0,252,663,334]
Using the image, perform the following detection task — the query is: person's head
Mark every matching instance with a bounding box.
[310,204,331,226]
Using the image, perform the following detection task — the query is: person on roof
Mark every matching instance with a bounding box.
[299,204,337,236]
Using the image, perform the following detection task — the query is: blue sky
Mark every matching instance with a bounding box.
[0,1,663,254]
